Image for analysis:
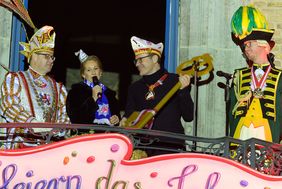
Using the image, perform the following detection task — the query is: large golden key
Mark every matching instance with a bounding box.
[123,54,213,129]
[123,82,182,129]
[176,53,213,77]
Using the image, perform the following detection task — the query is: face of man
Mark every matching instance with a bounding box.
[134,54,160,76]
[30,51,55,75]
[243,40,270,64]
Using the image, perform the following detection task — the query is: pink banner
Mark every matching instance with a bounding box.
[0,133,281,188]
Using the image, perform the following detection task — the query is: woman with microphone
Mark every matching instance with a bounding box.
[66,49,120,134]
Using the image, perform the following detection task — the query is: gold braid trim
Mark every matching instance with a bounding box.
[270,67,282,121]
[13,110,27,122]
[232,91,252,116]
[232,69,252,116]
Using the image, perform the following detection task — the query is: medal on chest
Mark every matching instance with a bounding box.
[251,65,271,99]
[34,78,47,88]
[145,74,168,100]
[253,88,264,98]
[145,89,155,100]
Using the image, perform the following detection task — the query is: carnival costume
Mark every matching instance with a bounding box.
[229,6,282,143]
[124,36,194,156]
[66,81,119,125]
[66,49,120,133]
[0,26,70,149]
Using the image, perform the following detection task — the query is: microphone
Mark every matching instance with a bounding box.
[216,70,233,80]
[92,76,102,99]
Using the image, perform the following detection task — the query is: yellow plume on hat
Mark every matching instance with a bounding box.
[231,5,274,45]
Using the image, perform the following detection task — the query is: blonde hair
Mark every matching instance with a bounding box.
[80,55,103,77]
[257,40,269,47]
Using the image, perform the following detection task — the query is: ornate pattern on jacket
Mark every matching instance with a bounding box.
[232,67,281,121]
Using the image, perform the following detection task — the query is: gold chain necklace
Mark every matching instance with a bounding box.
[25,71,56,122]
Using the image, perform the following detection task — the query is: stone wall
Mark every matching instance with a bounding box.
[0,7,12,83]
[0,7,12,123]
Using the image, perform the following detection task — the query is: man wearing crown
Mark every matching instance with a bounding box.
[0,26,70,149]
[229,6,282,144]
[120,36,194,156]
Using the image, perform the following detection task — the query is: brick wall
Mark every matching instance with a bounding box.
[253,0,282,67]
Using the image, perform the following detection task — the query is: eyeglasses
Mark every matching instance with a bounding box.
[133,54,152,64]
[36,52,56,61]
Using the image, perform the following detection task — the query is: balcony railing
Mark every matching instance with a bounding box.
[0,123,281,176]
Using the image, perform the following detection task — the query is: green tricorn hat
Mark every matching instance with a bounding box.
[231,5,274,46]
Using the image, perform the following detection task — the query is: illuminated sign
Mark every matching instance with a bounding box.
[0,134,281,188]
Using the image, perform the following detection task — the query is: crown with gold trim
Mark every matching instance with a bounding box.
[130,36,163,57]
[231,5,274,46]
[19,25,56,61]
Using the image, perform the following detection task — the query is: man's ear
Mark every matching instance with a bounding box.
[29,54,36,64]
[152,54,159,63]
[269,40,275,50]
